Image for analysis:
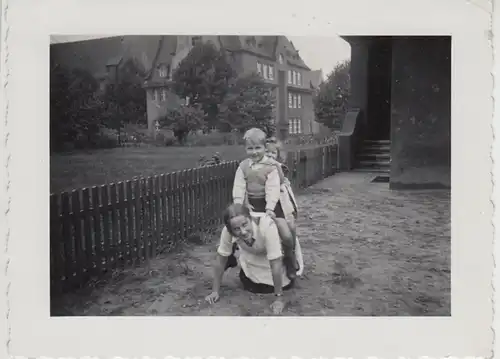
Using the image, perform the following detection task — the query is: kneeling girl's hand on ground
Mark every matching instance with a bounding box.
[205,291,220,304]
[270,298,285,315]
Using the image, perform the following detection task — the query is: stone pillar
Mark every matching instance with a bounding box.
[346,37,370,124]
[390,36,451,189]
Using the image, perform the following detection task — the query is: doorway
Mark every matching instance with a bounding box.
[366,38,393,140]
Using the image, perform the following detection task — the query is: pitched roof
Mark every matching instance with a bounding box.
[106,55,123,66]
[309,69,323,89]
[50,36,126,75]
[218,36,242,51]
[217,35,310,70]
[50,35,174,82]
[279,36,309,70]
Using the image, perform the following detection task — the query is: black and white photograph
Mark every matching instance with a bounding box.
[49,34,451,317]
[2,0,496,356]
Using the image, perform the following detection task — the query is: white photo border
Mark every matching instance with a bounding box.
[2,0,495,357]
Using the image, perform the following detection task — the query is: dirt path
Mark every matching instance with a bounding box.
[53,172,451,316]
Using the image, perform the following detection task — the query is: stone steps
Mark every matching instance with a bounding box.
[355,139,391,173]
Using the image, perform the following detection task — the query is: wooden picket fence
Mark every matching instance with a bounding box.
[50,145,337,296]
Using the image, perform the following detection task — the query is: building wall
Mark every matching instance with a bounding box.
[301,92,315,134]
[346,38,370,130]
[146,88,182,136]
[390,37,451,189]
[238,50,315,136]
[143,36,317,138]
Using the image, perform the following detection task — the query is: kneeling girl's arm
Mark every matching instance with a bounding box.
[207,227,232,301]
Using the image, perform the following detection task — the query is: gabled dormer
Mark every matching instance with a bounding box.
[105,55,123,83]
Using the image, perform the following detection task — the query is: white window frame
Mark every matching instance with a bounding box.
[158,65,168,78]
[257,62,263,75]
[279,53,284,64]
[288,93,293,108]
[297,94,302,108]
[292,94,297,109]
[268,65,274,80]
[152,89,158,102]
[160,88,167,102]
[289,117,302,134]
[288,70,292,84]
[297,72,302,86]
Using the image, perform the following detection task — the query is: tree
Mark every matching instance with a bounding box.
[50,56,149,152]
[217,73,275,134]
[102,58,148,143]
[171,42,234,129]
[158,104,206,144]
[50,64,101,151]
[313,59,350,130]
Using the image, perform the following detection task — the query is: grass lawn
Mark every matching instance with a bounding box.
[50,143,327,194]
[50,145,247,194]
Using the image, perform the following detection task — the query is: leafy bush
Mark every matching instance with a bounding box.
[158,104,206,144]
[152,132,177,147]
[183,130,244,147]
[284,133,338,147]
[197,152,223,167]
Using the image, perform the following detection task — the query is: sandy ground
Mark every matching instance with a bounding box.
[52,172,451,316]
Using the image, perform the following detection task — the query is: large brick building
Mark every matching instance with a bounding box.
[50,35,321,139]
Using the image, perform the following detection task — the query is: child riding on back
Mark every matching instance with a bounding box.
[229,128,298,280]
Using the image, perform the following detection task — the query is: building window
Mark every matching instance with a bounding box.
[160,88,167,101]
[158,64,169,78]
[258,63,274,80]
[292,94,297,108]
[287,70,302,86]
[279,53,284,64]
[288,93,293,108]
[152,89,158,102]
[289,118,302,134]
[297,94,302,108]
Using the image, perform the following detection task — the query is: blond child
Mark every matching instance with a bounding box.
[226,128,298,280]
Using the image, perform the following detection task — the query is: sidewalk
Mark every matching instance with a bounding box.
[53,172,451,316]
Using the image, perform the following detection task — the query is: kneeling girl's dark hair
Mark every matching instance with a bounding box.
[223,203,251,236]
